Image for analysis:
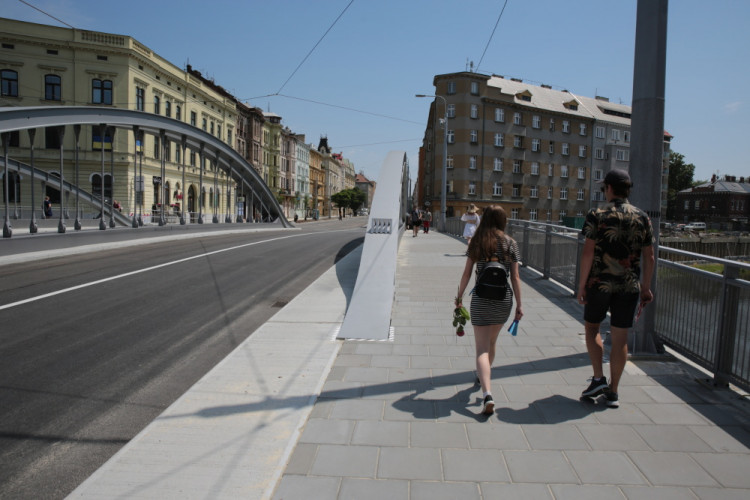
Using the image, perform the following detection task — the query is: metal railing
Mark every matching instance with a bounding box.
[445,217,750,392]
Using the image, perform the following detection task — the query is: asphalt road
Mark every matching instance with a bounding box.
[0,218,365,499]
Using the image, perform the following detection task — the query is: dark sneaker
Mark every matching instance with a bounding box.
[603,387,619,408]
[581,377,608,398]
[482,395,495,415]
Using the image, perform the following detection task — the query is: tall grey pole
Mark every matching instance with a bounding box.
[99,123,107,230]
[73,125,81,230]
[132,126,140,228]
[180,135,187,225]
[137,131,143,227]
[212,154,219,223]
[159,130,166,226]
[2,133,11,238]
[28,129,38,234]
[628,0,668,354]
[198,143,205,224]
[57,126,66,234]
[109,127,116,228]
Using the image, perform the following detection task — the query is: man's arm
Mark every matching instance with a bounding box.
[640,245,655,303]
[577,238,596,304]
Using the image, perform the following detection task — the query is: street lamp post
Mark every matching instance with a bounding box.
[416,94,448,232]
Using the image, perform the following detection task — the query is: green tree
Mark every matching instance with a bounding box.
[666,151,695,220]
[331,188,366,216]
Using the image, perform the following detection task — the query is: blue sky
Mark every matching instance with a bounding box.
[4,0,748,184]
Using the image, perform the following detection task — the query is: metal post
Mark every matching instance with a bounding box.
[629,0,669,354]
[137,130,143,226]
[99,123,107,230]
[180,135,187,225]
[2,132,11,238]
[28,129,38,234]
[198,143,205,224]
[212,155,219,223]
[109,127,116,228]
[57,126,66,234]
[159,130,166,226]
[73,125,81,230]
[132,126,140,228]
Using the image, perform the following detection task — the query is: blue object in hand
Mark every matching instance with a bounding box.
[508,319,519,336]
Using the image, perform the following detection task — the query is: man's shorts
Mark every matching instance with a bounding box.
[584,286,639,328]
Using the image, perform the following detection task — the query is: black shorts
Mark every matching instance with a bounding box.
[584,286,639,328]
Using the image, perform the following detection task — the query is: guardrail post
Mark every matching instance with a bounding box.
[521,221,530,267]
[713,264,740,386]
[573,232,584,297]
[543,224,552,279]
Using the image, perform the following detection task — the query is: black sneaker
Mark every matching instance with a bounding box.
[482,395,495,415]
[603,387,619,408]
[581,376,608,398]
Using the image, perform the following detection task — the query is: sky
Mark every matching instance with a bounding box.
[3,0,749,185]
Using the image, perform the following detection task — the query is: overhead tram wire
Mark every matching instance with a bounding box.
[476,0,510,74]
[275,0,356,95]
[18,0,75,29]
[275,94,423,125]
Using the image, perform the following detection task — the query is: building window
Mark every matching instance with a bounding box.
[190,151,196,166]
[694,200,700,209]
[447,130,455,143]
[91,173,113,200]
[175,145,181,164]
[623,131,630,142]
[562,143,569,155]
[92,79,112,105]
[578,167,586,179]
[513,160,522,174]
[531,162,540,175]
[514,135,523,148]
[611,129,621,141]
[512,184,521,197]
[494,133,504,147]
[549,118,555,131]
[468,182,476,194]
[579,145,587,158]
[154,136,160,159]
[616,149,629,161]
[532,115,541,128]
[560,187,568,200]
[577,188,585,201]
[447,81,456,94]
[529,209,538,221]
[470,81,479,95]
[190,111,197,126]
[579,123,587,136]
[595,126,605,139]
[532,138,540,152]
[1,69,18,97]
[153,95,160,114]
[594,148,604,160]
[202,118,207,131]
[530,185,538,198]
[447,155,454,168]
[562,120,570,133]
[511,208,519,219]
[447,103,455,118]
[493,182,502,196]
[227,129,232,145]
[494,108,504,122]
[548,163,554,176]
[470,130,478,143]
[546,210,552,222]
[217,124,222,139]
[547,187,553,199]
[175,105,181,121]
[559,210,566,221]
[469,156,477,169]
[594,168,603,181]
[561,165,569,178]
[513,112,522,125]
[91,125,112,151]
[549,141,555,154]
[165,101,171,118]
[136,87,145,110]
[164,138,171,162]
[470,104,478,119]
[493,158,503,171]
[44,74,61,101]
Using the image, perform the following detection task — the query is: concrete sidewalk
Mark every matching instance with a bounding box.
[72,230,750,499]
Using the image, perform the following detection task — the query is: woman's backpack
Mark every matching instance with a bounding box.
[474,256,508,300]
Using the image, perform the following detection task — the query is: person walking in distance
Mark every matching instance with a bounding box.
[461,204,480,244]
[410,206,422,237]
[422,208,432,234]
[457,205,523,415]
[577,169,655,408]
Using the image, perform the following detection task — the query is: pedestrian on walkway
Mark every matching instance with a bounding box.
[43,196,53,218]
[461,204,480,244]
[422,208,432,234]
[410,206,422,237]
[456,205,523,415]
[577,169,655,408]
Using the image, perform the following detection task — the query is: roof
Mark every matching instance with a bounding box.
[680,181,750,194]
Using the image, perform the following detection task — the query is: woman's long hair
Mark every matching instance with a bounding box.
[467,205,508,261]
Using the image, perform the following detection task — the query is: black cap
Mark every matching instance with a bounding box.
[602,169,632,186]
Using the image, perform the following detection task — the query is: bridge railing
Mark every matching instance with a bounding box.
[445,217,750,392]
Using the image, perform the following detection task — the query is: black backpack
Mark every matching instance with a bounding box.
[474,256,508,300]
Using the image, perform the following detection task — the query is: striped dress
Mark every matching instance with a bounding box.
[469,236,520,326]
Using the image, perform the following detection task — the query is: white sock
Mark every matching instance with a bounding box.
[483,391,492,399]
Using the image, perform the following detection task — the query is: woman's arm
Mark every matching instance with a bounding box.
[510,261,523,320]
[456,257,474,306]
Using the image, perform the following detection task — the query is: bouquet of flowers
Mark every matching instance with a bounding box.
[453,292,470,337]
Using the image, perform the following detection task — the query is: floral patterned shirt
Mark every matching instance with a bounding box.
[581,198,653,294]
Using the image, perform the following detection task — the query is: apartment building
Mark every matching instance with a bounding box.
[676,175,750,228]
[417,71,668,223]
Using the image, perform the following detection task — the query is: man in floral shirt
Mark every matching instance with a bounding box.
[577,169,655,407]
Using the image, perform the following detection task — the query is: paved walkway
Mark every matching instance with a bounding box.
[71,230,750,499]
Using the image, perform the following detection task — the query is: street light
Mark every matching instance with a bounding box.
[416,94,448,232]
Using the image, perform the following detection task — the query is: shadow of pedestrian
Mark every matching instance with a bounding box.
[392,383,488,422]
[495,394,606,424]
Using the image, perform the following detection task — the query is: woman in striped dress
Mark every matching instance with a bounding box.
[456,205,523,415]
